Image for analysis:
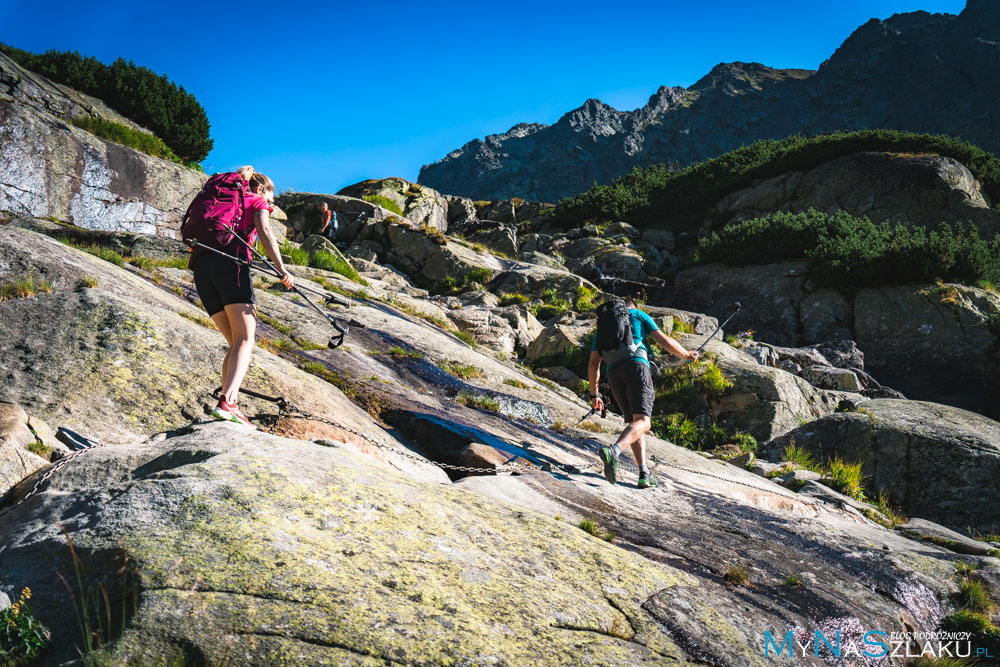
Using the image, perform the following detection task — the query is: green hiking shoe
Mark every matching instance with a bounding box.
[599,447,619,485]
[637,472,657,489]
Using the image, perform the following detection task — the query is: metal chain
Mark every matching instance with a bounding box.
[14,442,105,507]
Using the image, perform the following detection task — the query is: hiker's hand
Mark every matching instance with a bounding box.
[591,396,604,412]
[685,350,700,363]
[280,272,294,290]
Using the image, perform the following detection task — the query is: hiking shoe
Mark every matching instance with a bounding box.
[637,472,657,489]
[211,398,255,429]
[599,447,619,485]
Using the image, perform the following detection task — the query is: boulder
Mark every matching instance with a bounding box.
[495,305,543,354]
[0,402,49,496]
[489,264,597,301]
[385,223,505,289]
[526,319,593,363]
[800,366,863,392]
[300,234,351,263]
[445,194,476,226]
[558,237,608,260]
[641,228,675,251]
[742,342,779,367]
[763,400,1000,533]
[642,306,719,336]
[0,55,205,237]
[516,250,565,270]
[447,307,519,357]
[519,233,553,254]
[797,481,887,523]
[810,340,865,370]
[456,290,499,309]
[607,222,640,239]
[468,223,517,257]
[338,177,449,232]
[534,366,584,390]
[898,518,998,556]
[854,283,1000,418]
[775,469,822,488]
[592,245,646,281]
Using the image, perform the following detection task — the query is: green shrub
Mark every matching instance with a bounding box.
[823,456,866,501]
[782,444,821,473]
[783,575,803,587]
[551,130,1000,232]
[0,43,211,162]
[695,210,1000,290]
[730,432,758,454]
[440,360,484,380]
[71,117,188,166]
[578,519,601,537]
[0,587,50,665]
[498,292,531,306]
[309,251,363,283]
[363,194,403,215]
[575,285,601,312]
[280,242,309,266]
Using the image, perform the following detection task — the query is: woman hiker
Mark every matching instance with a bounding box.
[587,297,699,488]
[190,167,294,428]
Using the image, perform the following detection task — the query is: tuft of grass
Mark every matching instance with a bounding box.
[782,443,822,473]
[457,390,500,412]
[258,313,292,336]
[385,345,424,359]
[498,292,531,306]
[77,276,98,289]
[957,579,992,614]
[528,288,571,320]
[503,378,531,389]
[577,421,603,434]
[783,575,803,587]
[577,519,601,537]
[671,319,696,335]
[363,194,403,215]
[26,440,53,459]
[71,116,185,165]
[823,456,866,501]
[453,329,480,347]
[280,242,310,266]
[299,361,356,398]
[310,251,365,284]
[863,490,908,528]
[439,360,484,380]
[575,285,601,312]
[0,276,53,301]
[177,311,216,329]
[56,237,125,266]
[723,564,752,587]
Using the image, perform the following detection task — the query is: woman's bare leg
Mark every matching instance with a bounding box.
[210,311,234,390]
[219,303,256,404]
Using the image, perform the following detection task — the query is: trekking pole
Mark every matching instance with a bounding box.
[687,301,742,363]
[183,238,351,349]
[574,394,608,427]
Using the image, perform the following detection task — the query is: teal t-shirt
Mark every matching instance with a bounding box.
[591,308,660,368]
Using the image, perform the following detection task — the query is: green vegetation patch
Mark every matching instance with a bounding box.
[0,275,53,301]
[309,251,365,284]
[695,210,1000,289]
[279,242,310,267]
[498,292,531,306]
[0,587,51,665]
[551,130,1000,233]
[71,117,195,168]
[439,360,484,380]
[456,390,500,412]
[363,194,403,216]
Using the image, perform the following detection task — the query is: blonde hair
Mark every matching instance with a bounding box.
[236,165,255,181]
[249,172,275,202]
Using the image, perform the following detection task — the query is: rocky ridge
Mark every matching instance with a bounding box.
[419,1,1000,201]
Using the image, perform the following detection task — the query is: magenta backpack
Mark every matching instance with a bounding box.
[180,172,249,264]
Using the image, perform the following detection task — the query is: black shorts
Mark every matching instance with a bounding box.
[607,360,654,419]
[192,252,254,317]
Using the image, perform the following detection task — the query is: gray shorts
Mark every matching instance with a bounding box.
[606,360,654,419]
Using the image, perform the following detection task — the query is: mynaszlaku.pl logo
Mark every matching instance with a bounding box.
[764,629,994,661]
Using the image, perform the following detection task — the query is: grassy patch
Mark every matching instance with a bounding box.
[723,564,752,587]
[957,579,992,614]
[577,519,615,543]
[822,456,866,501]
[77,275,99,289]
[0,276,53,301]
[26,440,53,459]
[782,443,822,473]
[299,361,356,398]
[363,194,403,215]
[503,378,531,389]
[71,116,182,164]
[56,237,126,266]
[310,251,365,284]
[528,288,572,320]
[280,242,310,266]
[575,285,601,312]
[439,360,484,380]
[498,292,531,306]
[456,390,500,412]
[452,329,480,348]
[783,575,803,587]
[440,267,494,294]
[577,421,603,433]
[258,313,292,336]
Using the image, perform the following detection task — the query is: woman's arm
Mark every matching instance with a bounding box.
[253,209,294,289]
[588,350,604,411]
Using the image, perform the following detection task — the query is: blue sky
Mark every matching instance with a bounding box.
[1,0,968,195]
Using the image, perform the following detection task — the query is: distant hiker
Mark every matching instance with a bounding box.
[319,202,337,240]
[588,297,699,488]
[184,166,294,428]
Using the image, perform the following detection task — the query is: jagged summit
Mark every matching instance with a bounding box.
[419,1,999,202]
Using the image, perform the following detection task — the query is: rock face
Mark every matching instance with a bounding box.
[709,152,999,235]
[673,263,1000,418]
[764,399,1000,533]
[0,53,205,236]
[418,3,1000,201]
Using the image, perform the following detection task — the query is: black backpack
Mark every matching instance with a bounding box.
[594,299,645,365]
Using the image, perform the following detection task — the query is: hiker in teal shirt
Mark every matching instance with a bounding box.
[588,298,699,488]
